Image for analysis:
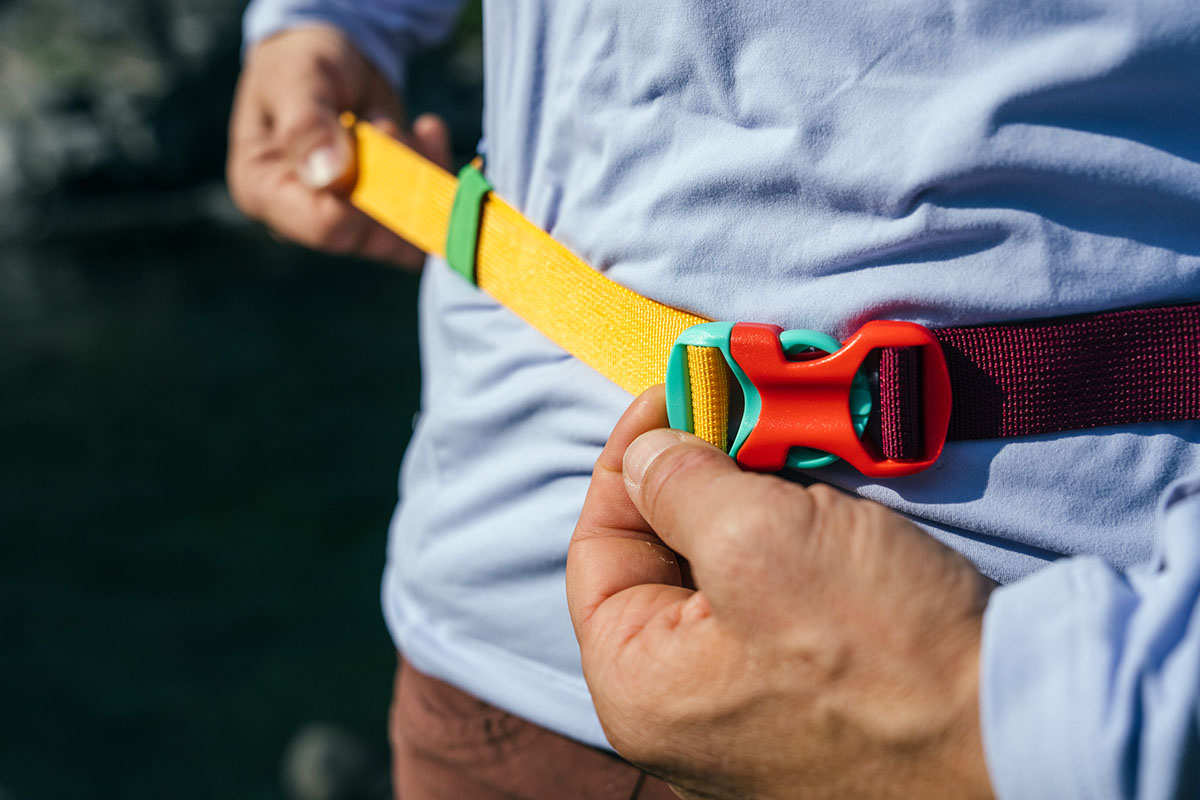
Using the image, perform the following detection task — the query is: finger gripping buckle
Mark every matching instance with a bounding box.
[666,321,952,478]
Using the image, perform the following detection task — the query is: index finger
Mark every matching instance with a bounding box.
[566,386,685,636]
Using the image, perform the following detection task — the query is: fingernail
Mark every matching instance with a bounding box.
[623,428,686,490]
[298,145,344,189]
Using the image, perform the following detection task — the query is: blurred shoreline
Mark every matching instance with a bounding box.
[0,181,246,243]
[0,2,483,798]
[0,0,483,245]
[0,0,245,241]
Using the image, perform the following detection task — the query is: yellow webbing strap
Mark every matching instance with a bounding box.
[343,115,728,449]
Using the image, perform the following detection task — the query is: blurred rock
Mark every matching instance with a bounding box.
[0,0,245,236]
[281,723,391,800]
[0,0,483,242]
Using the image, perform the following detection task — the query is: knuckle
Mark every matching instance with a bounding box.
[803,481,841,507]
[756,476,808,522]
[304,212,344,245]
[709,478,816,574]
[289,205,360,252]
[274,105,336,148]
[694,518,746,569]
[321,217,368,254]
[695,479,786,565]
[730,476,798,533]
[802,482,843,527]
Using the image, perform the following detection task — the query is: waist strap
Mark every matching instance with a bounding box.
[342,116,1199,477]
[343,115,732,448]
[880,305,1200,459]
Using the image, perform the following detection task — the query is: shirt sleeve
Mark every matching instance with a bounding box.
[241,0,466,89]
[981,475,1200,799]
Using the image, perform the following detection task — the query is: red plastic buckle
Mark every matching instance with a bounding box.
[730,321,952,478]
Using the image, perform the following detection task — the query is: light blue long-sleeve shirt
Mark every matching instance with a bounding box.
[244,1,1200,796]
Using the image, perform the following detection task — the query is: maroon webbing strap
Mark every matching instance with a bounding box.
[878,304,1200,460]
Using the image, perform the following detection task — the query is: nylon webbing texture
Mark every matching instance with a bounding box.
[343,116,730,447]
[880,304,1200,459]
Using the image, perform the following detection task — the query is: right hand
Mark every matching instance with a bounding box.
[567,387,995,800]
[227,25,452,268]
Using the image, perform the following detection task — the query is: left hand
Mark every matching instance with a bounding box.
[566,386,996,800]
[227,25,452,268]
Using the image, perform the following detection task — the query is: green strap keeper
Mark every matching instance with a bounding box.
[445,163,493,285]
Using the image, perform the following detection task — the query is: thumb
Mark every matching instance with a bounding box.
[291,114,354,190]
[623,427,790,589]
[410,113,453,171]
[624,432,835,614]
[270,85,353,190]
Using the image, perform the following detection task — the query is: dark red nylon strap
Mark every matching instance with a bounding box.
[878,304,1200,460]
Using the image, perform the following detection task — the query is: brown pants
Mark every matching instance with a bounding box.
[389,658,678,800]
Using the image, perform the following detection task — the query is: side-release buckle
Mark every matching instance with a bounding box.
[665,321,952,478]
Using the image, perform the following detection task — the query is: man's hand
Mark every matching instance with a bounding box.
[227,25,452,267]
[567,387,996,800]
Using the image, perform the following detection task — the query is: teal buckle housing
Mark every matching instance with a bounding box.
[665,322,871,470]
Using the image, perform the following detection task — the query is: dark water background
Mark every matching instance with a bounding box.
[1,229,423,798]
[1,2,484,795]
